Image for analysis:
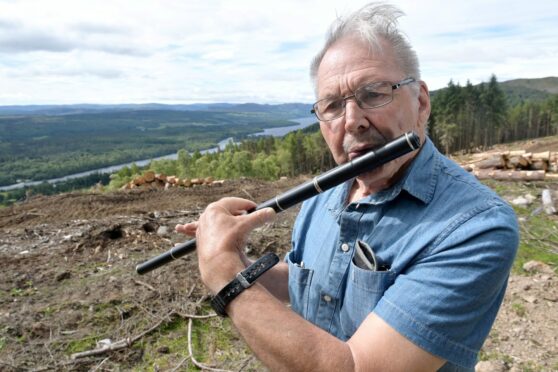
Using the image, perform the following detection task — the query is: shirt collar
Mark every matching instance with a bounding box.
[331,136,439,208]
[399,136,439,204]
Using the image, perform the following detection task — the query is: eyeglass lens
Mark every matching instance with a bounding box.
[314,81,393,121]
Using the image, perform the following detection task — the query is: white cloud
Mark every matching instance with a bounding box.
[0,0,556,104]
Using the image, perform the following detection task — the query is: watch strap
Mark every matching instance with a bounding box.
[211,252,279,317]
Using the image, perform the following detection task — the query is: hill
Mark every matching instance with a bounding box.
[500,76,558,105]
[431,76,558,105]
[0,175,556,370]
[500,76,558,95]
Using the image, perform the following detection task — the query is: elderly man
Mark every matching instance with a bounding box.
[176,3,518,371]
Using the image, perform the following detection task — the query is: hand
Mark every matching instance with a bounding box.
[175,197,276,293]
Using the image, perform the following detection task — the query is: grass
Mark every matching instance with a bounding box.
[130,311,254,371]
[518,360,545,372]
[513,208,558,274]
[482,180,558,274]
[66,335,98,354]
[511,302,527,317]
[479,350,514,364]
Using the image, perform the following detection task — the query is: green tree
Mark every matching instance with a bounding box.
[177,149,191,177]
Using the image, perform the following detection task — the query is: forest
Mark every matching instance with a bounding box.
[1,76,557,206]
[429,75,558,154]
[0,107,309,186]
[108,75,558,189]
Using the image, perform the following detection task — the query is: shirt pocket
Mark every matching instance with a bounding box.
[287,251,314,320]
[339,261,395,338]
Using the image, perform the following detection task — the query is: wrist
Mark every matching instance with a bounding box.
[210,252,279,317]
[201,259,245,294]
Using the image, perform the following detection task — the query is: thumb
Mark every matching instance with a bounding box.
[241,207,276,231]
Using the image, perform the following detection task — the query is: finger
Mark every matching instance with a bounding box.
[175,222,198,236]
[238,207,276,232]
[212,197,258,215]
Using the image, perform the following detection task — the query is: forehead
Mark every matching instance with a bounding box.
[316,36,402,97]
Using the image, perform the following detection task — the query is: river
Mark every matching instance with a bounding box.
[0,117,317,191]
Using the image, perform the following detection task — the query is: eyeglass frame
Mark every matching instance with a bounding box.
[310,77,416,122]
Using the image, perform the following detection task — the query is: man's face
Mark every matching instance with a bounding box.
[315,36,430,191]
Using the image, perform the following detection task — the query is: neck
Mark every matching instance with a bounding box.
[348,178,386,203]
[347,151,418,203]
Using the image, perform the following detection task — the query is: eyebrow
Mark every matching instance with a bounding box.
[318,94,341,101]
[318,79,386,101]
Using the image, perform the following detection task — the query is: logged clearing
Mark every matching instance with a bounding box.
[0,175,556,371]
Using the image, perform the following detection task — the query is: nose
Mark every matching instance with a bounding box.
[344,97,369,133]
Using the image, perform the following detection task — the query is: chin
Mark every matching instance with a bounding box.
[356,163,401,190]
[355,165,386,183]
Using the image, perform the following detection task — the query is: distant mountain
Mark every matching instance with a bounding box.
[500,77,558,94]
[3,76,555,116]
[499,77,558,105]
[0,102,313,117]
[430,76,558,106]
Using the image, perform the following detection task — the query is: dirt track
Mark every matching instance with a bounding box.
[0,178,556,371]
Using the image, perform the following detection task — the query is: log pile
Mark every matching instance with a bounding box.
[121,171,224,190]
[462,150,558,181]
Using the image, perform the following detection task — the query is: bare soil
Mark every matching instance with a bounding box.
[0,177,556,371]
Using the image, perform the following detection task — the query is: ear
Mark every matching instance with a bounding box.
[417,81,431,130]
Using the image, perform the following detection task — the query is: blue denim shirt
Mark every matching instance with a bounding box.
[287,137,519,371]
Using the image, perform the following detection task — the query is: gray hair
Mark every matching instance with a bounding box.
[310,2,420,94]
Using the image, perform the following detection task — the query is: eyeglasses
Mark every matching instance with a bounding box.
[311,77,416,122]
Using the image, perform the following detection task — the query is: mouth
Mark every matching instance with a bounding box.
[347,145,377,160]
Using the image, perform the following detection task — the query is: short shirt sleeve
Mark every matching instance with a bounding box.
[373,202,519,368]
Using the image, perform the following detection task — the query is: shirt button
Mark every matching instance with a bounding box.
[323,295,332,303]
[341,243,349,252]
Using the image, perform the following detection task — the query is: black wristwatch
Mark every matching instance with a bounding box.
[211,252,279,317]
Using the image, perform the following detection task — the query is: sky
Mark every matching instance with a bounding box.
[0,0,557,105]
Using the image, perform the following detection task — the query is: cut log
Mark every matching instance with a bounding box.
[508,150,526,157]
[476,155,506,169]
[473,170,545,181]
[507,155,530,169]
[542,189,557,215]
[532,151,550,161]
[143,171,155,183]
[530,160,548,171]
[133,176,146,186]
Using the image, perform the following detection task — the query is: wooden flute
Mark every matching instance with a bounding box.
[136,131,420,275]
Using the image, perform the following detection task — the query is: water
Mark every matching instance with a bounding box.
[250,116,316,137]
[0,117,317,191]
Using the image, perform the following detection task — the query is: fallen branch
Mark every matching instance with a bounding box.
[187,318,233,372]
[170,357,191,372]
[132,278,157,292]
[71,310,217,360]
[91,357,110,372]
